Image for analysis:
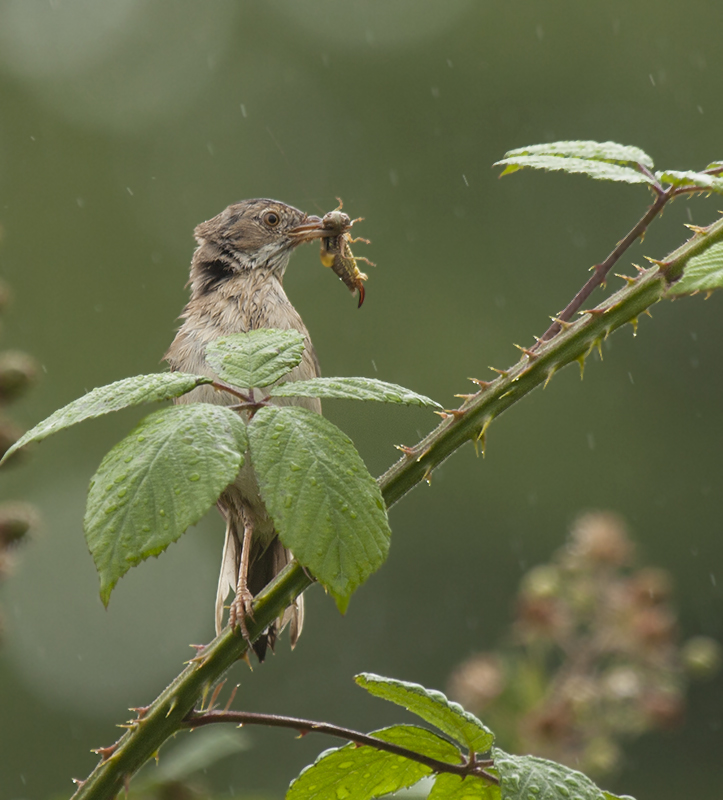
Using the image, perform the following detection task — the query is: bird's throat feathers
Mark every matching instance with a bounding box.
[189,240,292,299]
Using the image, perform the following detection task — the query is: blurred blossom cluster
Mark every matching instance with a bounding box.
[447,512,722,777]
[0,274,40,638]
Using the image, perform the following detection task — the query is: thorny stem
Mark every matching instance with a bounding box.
[183,710,499,784]
[534,165,723,345]
[379,212,723,508]
[534,188,671,345]
[71,565,313,799]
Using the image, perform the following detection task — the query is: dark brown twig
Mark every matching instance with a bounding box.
[534,187,671,347]
[534,165,723,348]
[183,709,499,785]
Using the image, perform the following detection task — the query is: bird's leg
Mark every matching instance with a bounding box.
[228,511,256,643]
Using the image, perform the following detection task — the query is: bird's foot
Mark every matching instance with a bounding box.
[228,588,256,644]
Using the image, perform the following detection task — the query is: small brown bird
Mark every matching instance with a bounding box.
[165,199,329,659]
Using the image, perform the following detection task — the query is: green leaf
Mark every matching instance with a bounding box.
[0,372,211,465]
[84,404,247,605]
[287,726,442,800]
[656,169,723,194]
[355,674,494,754]
[269,377,441,407]
[501,141,654,168]
[430,773,500,800]
[373,724,462,764]
[495,155,652,185]
[603,794,636,800]
[247,406,390,612]
[493,749,607,800]
[666,241,723,296]
[205,329,306,388]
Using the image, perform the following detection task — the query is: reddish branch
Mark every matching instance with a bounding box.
[533,164,723,347]
[183,709,499,785]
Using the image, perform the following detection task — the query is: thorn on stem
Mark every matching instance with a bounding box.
[208,680,227,712]
[472,417,492,458]
[223,684,240,712]
[549,315,573,331]
[576,353,586,380]
[92,744,117,762]
[394,444,416,457]
[166,697,178,718]
[469,377,492,389]
[488,367,509,377]
[513,343,538,360]
[543,366,557,389]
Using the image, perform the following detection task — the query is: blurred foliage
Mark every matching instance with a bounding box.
[0,275,40,640]
[447,511,722,777]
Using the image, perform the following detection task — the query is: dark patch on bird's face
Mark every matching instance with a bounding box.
[194,256,236,295]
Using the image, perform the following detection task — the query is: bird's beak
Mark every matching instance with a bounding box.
[288,215,329,244]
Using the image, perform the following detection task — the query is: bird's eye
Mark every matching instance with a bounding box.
[263,211,280,227]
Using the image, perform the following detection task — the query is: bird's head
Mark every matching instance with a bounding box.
[189,199,328,296]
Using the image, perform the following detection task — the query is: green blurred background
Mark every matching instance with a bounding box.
[1,1,721,797]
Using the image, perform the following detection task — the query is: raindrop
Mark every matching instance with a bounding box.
[189,473,200,482]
